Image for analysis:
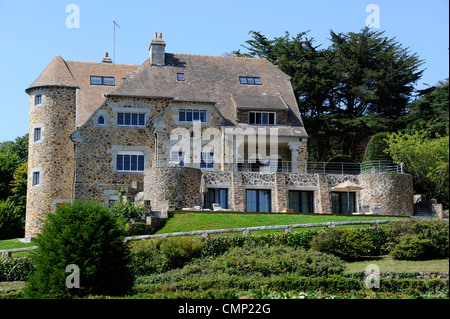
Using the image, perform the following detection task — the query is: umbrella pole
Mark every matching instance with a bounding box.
[347,191,350,214]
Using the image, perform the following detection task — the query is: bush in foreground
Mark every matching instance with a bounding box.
[131,236,204,275]
[309,227,372,261]
[0,257,35,281]
[209,245,345,277]
[24,201,134,298]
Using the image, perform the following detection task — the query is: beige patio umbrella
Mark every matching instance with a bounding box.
[200,175,208,208]
[332,180,363,213]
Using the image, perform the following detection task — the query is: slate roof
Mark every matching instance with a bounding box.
[26,52,307,137]
[26,55,139,126]
[26,55,78,90]
[113,53,308,137]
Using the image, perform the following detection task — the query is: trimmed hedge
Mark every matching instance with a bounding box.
[310,220,449,261]
[135,275,449,296]
[201,230,319,257]
[0,257,35,281]
[131,236,204,275]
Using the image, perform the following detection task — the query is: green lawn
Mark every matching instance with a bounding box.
[345,256,449,273]
[155,212,407,234]
[0,238,37,258]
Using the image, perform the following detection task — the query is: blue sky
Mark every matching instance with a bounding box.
[0,0,448,143]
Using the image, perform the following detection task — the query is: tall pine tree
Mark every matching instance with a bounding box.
[235,28,424,161]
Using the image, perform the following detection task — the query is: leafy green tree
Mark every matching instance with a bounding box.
[235,28,423,162]
[0,133,29,163]
[10,162,28,210]
[0,199,24,239]
[24,201,134,298]
[385,131,449,208]
[0,151,21,200]
[402,80,449,138]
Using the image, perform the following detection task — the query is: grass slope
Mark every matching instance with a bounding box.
[155,213,406,234]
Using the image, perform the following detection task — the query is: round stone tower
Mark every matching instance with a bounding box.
[144,167,203,213]
[24,55,79,238]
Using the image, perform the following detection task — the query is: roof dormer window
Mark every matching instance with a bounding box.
[239,76,261,85]
[249,111,276,125]
[90,76,115,86]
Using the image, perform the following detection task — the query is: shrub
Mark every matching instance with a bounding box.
[390,234,435,260]
[109,188,146,226]
[363,132,392,162]
[360,226,389,256]
[131,236,204,275]
[0,199,24,240]
[201,230,319,257]
[125,222,148,236]
[0,257,35,281]
[309,228,372,261]
[383,219,449,260]
[299,250,346,277]
[24,201,134,299]
[209,245,345,277]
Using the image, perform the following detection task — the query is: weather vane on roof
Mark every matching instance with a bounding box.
[113,20,121,63]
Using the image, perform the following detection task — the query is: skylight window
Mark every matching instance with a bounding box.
[239,76,262,85]
[177,73,185,81]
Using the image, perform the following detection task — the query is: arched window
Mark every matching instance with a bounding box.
[97,116,105,125]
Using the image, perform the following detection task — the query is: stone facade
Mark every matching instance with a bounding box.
[144,167,202,212]
[204,171,414,215]
[24,36,415,238]
[359,173,413,216]
[25,87,77,238]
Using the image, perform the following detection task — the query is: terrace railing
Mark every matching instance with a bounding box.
[152,156,404,175]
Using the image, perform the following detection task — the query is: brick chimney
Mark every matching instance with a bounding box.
[149,32,166,66]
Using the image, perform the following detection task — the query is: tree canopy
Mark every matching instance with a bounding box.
[235,28,424,162]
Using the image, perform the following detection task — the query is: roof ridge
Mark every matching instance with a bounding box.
[169,52,267,61]
[65,60,141,67]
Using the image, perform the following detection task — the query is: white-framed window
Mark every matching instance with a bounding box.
[34,127,41,142]
[117,112,146,127]
[200,151,214,169]
[116,152,145,172]
[248,111,276,125]
[170,151,185,167]
[90,76,115,86]
[32,171,40,186]
[179,109,206,123]
[97,116,105,125]
[35,95,42,106]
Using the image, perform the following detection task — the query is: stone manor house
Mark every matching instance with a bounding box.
[24,33,413,238]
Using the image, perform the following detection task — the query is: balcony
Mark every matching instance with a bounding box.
[153,155,404,175]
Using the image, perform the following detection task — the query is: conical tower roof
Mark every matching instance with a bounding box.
[26,55,78,93]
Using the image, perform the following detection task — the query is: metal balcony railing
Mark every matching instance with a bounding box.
[152,156,404,175]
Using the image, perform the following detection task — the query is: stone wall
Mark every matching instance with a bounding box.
[72,96,170,203]
[25,87,77,238]
[144,167,202,212]
[359,173,414,216]
[201,171,414,216]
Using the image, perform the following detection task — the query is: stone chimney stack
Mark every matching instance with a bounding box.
[149,32,166,66]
